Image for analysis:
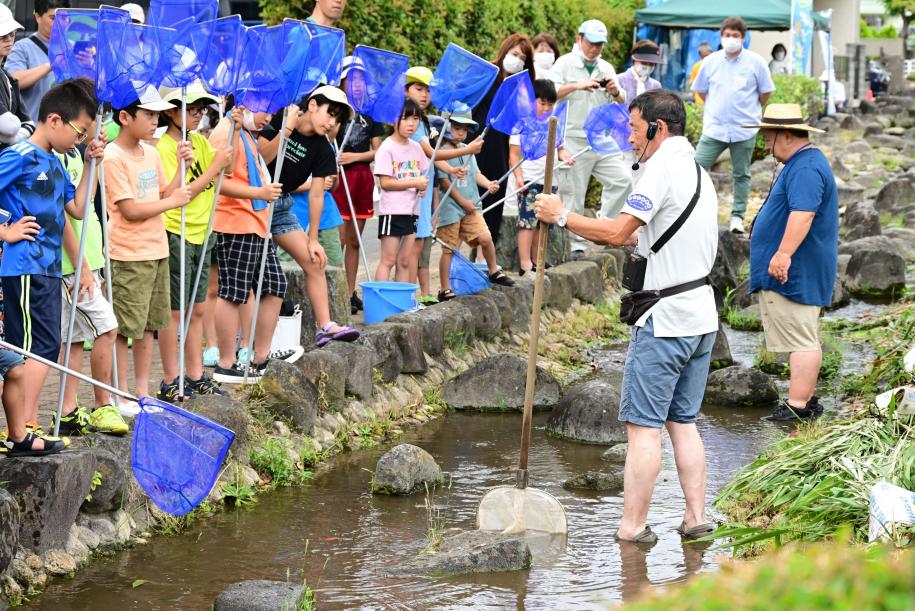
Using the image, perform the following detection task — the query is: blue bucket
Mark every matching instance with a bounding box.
[360,281,418,325]
[450,253,490,296]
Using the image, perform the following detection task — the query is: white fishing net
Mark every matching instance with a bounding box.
[477,486,568,534]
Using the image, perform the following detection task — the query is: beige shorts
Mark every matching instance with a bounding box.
[60,270,119,343]
[758,290,821,352]
[438,211,490,250]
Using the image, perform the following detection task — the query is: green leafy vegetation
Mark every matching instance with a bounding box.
[722,288,762,331]
[838,305,915,398]
[85,470,103,503]
[250,438,302,487]
[860,18,898,39]
[445,329,468,355]
[880,210,905,228]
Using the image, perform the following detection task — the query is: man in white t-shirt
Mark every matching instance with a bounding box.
[535,89,719,545]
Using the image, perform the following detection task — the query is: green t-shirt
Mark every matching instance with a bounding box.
[59,150,105,275]
[157,131,217,244]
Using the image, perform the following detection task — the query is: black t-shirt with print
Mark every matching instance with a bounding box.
[335,113,386,160]
[264,113,337,195]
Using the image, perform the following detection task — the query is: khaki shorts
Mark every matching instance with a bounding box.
[111,257,171,339]
[438,211,490,250]
[60,270,119,343]
[758,290,821,352]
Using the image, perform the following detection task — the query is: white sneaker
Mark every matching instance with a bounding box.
[114,398,141,417]
[268,346,304,364]
[729,217,745,234]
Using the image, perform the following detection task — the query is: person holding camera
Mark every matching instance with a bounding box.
[536,90,719,544]
[546,19,631,259]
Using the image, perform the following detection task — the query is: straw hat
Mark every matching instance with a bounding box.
[742,103,824,133]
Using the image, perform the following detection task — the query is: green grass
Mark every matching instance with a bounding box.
[880,210,905,229]
[840,305,915,398]
[250,438,302,487]
[445,329,468,355]
[220,481,257,508]
[722,287,762,331]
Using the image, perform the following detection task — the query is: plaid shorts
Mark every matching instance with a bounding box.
[215,232,288,304]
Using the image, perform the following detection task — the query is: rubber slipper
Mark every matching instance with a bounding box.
[3,431,66,458]
[614,526,658,544]
[315,322,360,348]
[437,289,456,302]
[676,521,716,539]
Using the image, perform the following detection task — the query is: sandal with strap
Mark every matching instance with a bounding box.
[489,269,516,287]
[676,521,716,540]
[3,431,66,458]
[315,322,361,347]
[437,289,457,302]
[614,526,658,545]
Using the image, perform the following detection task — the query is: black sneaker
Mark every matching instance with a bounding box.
[213,363,262,385]
[489,269,516,287]
[185,375,228,396]
[53,405,98,436]
[762,399,819,422]
[158,377,193,404]
[808,395,824,416]
[350,292,363,315]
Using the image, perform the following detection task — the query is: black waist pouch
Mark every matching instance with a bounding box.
[618,277,712,325]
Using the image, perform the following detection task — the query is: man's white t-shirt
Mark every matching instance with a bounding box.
[621,136,719,338]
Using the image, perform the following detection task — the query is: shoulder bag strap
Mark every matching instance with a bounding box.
[649,161,702,254]
[29,35,49,56]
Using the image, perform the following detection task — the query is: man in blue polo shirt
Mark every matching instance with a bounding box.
[692,16,775,234]
[745,104,838,422]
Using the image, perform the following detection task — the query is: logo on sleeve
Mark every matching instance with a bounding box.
[626,193,653,211]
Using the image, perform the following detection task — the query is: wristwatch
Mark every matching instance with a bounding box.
[557,210,569,228]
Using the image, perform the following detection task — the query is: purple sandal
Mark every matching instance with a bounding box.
[315,322,361,347]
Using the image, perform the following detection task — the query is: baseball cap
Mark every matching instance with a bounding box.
[120,3,145,24]
[340,55,366,80]
[135,85,175,112]
[0,5,24,37]
[406,66,433,87]
[447,102,477,127]
[308,85,354,121]
[161,82,220,106]
[579,19,608,44]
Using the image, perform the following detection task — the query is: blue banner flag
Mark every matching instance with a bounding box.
[199,16,247,96]
[49,9,103,82]
[347,45,408,125]
[430,43,498,114]
[147,0,218,28]
[157,16,212,88]
[97,15,170,107]
[302,22,345,93]
[520,102,568,160]
[583,103,632,154]
[486,70,536,136]
[790,0,815,75]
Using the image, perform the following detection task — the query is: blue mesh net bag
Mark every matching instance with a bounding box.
[449,249,490,296]
[430,43,499,114]
[486,70,536,136]
[301,22,346,93]
[147,0,218,28]
[520,101,569,161]
[583,103,633,154]
[347,45,408,125]
[48,8,104,82]
[132,397,235,516]
[199,15,247,96]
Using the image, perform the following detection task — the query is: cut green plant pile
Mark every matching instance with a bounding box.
[715,410,915,553]
[836,304,915,399]
[626,536,914,611]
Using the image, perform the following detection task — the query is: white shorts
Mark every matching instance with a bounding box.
[60,270,119,343]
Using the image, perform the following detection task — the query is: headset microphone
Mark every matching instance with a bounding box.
[632,121,659,171]
[631,148,648,171]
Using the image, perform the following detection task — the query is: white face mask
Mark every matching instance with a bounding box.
[242,109,258,131]
[774,51,786,61]
[722,37,743,54]
[534,51,555,71]
[502,54,524,75]
[633,63,654,79]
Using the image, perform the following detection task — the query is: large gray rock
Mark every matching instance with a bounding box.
[388,530,531,576]
[0,449,97,553]
[442,353,561,411]
[430,300,477,349]
[79,448,127,514]
[371,444,442,495]
[389,308,444,357]
[829,276,851,310]
[484,289,515,330]
[582,251,620,285]
[385,321,428,373]
[710,227,742,294]
[884,227,915,261]
[711,323,734,369]
[550,260,604,304]
[563,470,624,491]
[491,283,535,332]
[297,349,347,412]
[837,180,866,207]
[0,489,19,574]
[844,200,882,240]
[260,360,320,433]
[601,443,628,462]
[187,394,250,464]
[322,340,378,400]
[281,263,350,346]
[215,580,307,611]
[840,236,906,299]
[543,265,577,310]
[704,366,778,407]
[875,175,915,212]
[71,433,145,511]
[869,134,907,150]
[361,325,404,382]
[546,378,626,445]
[453,293,502,340]
[495,212,570,271]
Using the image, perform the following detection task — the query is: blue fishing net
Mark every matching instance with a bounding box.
[486,70,536,136]
[48,9,104,82]
[157,16,212,88]
[301,22,345,94]
[96,20,172,107]
[235,24,296,114]
[132,397,235,516]
[430,43,499,114]
[584,103,633,154]
[347,45,408,125]
[449,250,490,296]
[520,102,569,160]
[147,0,218,28]
[199,16,247,96]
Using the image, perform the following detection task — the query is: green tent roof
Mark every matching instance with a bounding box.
[635,0,830,31]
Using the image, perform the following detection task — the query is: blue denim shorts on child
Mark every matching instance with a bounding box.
[0,349,24,380]
[619,316,716,428]
[271,194,303,236]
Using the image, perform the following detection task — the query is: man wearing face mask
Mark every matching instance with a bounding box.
[547,19,630,259]
[618,40,664,105]
[692,16,774,234]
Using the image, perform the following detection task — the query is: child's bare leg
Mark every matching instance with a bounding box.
[2,368,27,441]
[478,233,499,274]
[115,335,131,393]
[215,298,242,369]
[185,308,205,380]
[22,359,50,425]
[253,295,283,364]
[132,331,155,398]
[239,296,253,353]
[342,219,366,295]
[518,227,534,272]
[439,249,452,293]
[375,237,400,281]
[61,343,84,414]
[395,234,417,283]
[274,230,337,331]
[158,311,180,382]
[203,266,218,350]
[89,329,116,406]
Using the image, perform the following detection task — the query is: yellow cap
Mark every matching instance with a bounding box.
[406,66,433,87]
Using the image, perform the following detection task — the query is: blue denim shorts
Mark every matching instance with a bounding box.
[619,316,717,429]
[0,349,24,380]
[271,194,302,236]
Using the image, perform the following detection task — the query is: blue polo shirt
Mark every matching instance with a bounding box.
[0,141,75,278]
[749,146,838,306]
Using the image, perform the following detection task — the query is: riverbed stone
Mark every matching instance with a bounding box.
[491,283,534,331]
[710,227,742,294]
[556,260,603,304]
[484,289,515,330]
[42,549,77,576]
[563,470,624,491]
[371,444,442,495]
[79,447,127,515]
[282,264,350,346]
[322,340,377,400]
[0,489,19,574]
[875,175,915,212]
[214,580,307,611]
[388,530,531,576]
[843,200,882,240]
[704,366,778,407]
[601,443,628,462]
[65,526,90,564]
[389,308,444,357]
[544,265,577,310]
[296,349,347,412]
[361,325,404,382]
[0,449,97,554]
[260,360,320,434]
[711,322,734,369]
[582,251,620,285]
[839,236,906,299]
[546,378,626,445]
[384,321,427,373]
[442,353,561,411]
[186,394,250,464]
[454,293,502,340]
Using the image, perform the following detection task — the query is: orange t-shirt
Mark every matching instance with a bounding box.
[103,141,169,261]
[210,119,269,237]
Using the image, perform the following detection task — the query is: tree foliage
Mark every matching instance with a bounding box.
[260,0,641,70]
